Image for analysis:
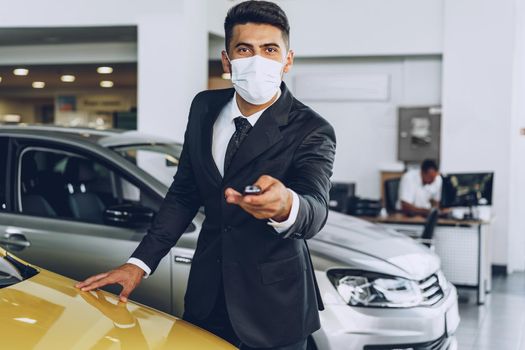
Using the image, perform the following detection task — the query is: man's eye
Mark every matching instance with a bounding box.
[266,47,278,53]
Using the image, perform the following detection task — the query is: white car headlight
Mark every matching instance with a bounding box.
[327,270,424,308]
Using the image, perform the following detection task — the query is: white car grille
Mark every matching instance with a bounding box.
[418,274,445,306]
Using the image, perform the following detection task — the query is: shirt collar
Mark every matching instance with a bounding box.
[229,89,282,127]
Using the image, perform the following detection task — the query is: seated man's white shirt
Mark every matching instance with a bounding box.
[397,169,442,210]
[129,90,300,277]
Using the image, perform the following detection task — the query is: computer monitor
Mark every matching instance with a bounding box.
[329,182,356,213]
[441,172,494,208]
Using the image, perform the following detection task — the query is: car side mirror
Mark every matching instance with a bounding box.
[103,204,155,229]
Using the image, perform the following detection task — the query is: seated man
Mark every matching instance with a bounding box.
[397,159,443,216]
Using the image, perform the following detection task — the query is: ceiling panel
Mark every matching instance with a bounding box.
[0,26,137,46]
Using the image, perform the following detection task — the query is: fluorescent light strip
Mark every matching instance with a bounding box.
[13,68,29,76]
[97,66,113,74]
[100,80,114,88]
[61,75,76,83]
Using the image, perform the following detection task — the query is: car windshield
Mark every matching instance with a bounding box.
[112,143,183,187]
[0,251,38,289]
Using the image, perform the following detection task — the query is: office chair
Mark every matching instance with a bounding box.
[396,208,439,249]
[384,178,401,213]
[418,208,439,248]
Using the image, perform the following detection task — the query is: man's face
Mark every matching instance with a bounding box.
[221,23,294,75]
[421,169,438,185]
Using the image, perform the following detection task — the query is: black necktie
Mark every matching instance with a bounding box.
[224,116,253,173]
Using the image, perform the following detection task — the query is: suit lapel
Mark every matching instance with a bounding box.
[223,82,293,183]
[201,88,235,186]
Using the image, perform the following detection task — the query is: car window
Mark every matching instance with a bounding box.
[112,143,197,233]
[17,147,160,225]
[0,138,8,212]
[113,144,181,187]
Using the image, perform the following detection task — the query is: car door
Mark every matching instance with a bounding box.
[110,142,200,317]
[0,138,175,313]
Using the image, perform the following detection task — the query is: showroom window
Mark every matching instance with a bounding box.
[0,27,137,128]
[17,147,159,225]
[0,138,8,212]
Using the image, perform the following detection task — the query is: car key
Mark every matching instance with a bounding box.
[243,185,262,196]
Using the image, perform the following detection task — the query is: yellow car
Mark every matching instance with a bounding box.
[0,247,236,350]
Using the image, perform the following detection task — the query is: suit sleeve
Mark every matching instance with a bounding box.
[130,98,203,274]
[281,122,336,240]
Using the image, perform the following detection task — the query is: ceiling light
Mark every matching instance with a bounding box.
[32,81,45,89]
[221,73,231,80]
[100,80,114,88]
[3,114,21,123]
[0,76,2,83]
[13,68,29,76]
[97,66,113,74]
[60,75,76,83]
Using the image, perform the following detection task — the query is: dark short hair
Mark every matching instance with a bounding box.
[421,159,439,173]
[224,0,290,53]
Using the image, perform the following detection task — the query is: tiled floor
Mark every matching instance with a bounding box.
[455,272,525,350]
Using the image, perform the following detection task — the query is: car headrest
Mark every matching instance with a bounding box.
[64,157,97,183]
[21,155,38,182]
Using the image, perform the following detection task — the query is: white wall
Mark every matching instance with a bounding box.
[508,0,525,272]
[286,56,442,198]
[224,0,443,57]
[207,0,231,37]
[441,0,519,269]
[137,0,208,141]
[0,43,137,65]
[0,1,182,26]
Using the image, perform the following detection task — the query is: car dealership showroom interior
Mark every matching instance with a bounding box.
[0,0,525,349]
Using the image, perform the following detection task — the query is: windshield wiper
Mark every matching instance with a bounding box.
[0,255,39,289]
[0,272,21,288]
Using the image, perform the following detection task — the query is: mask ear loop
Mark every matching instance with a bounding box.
[281,50,290,76]
[224,52,233,79]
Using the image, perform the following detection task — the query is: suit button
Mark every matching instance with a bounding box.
[223,226,232,233]
[217,258,221,263]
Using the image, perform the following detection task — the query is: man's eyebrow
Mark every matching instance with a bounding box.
[260,43,281,48]
[235,42,255,48]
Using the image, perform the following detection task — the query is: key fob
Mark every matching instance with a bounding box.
[243,185,262,195]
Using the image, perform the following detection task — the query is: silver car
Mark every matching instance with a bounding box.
[0,125,459,350]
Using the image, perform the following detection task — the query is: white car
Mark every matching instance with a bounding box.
[309,212,459,350]
[0,125,459,350]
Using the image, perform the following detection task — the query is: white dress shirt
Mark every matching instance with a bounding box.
[397,169,442,210]
[129,91,300,277]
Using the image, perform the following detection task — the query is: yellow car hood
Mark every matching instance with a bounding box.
[0,249,236,350]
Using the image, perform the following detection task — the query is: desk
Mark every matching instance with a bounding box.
[364,214,493,305]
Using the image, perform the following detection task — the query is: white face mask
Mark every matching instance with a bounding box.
[229,55,285,105]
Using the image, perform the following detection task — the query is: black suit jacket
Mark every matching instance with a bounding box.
[131,83,336,348]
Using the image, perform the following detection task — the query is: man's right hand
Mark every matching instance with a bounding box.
[75,263,145,303]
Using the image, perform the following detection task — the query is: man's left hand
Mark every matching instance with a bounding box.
[225,175,292,222]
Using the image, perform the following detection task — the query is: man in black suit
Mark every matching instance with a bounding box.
[76,1,336,349]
